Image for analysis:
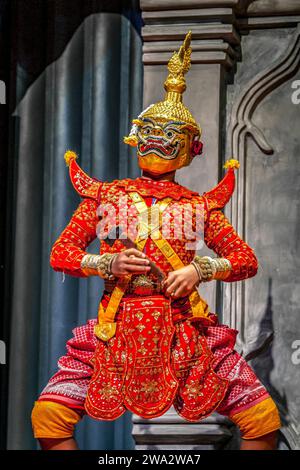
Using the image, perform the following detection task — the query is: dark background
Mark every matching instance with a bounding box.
[0,0,142,450]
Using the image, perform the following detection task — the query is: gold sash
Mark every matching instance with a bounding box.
[95,191,209,341]
[95,195,172,341]
[129,192,209,321]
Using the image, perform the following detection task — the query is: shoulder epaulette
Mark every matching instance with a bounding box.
[64,150,101,200]
[203,159,239,211]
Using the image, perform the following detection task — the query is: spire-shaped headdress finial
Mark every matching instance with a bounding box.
[164,30,192,103]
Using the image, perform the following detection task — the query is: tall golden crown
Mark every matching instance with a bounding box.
[124,32,201,146]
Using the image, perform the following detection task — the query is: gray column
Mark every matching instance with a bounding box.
[133,0,240,450]
[141,1,240,311]
[133,0,300,450]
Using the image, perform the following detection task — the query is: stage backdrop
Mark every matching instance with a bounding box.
[5,1,142,450]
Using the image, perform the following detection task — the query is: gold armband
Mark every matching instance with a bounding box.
[191,255,232,282]
[81,253,117,279]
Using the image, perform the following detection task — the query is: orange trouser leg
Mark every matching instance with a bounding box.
[31,400,82,439]
[229,397,281,440]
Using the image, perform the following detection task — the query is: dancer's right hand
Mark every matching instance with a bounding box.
[111,248,151,277]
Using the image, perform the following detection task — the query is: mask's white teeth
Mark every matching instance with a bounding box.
[137,132,147,145]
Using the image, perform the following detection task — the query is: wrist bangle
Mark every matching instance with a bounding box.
[81,253,116,280]
[192,256,216,282]
[191,259,202,281]
[212,258,232,280]
[192,256,231,282]
[107,253,117,278]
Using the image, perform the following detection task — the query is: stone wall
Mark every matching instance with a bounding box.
[132,0,300,450]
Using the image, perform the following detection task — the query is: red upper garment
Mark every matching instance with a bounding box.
[50,165,258,282]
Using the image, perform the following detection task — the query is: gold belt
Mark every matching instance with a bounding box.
[104,275,163,295]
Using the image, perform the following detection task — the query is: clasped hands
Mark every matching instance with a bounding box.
[111,248,199,299]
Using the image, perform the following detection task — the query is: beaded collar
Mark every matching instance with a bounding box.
[115,177,199,200]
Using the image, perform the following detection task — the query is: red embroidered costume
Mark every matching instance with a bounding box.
[31,33,281,444]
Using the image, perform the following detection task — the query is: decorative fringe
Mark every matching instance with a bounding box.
[64,150,78,167]
[223,158,240,170]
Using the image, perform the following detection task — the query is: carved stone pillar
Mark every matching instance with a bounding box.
[132,0,300,450]
[141,0,240,311]
[133,0,240,450]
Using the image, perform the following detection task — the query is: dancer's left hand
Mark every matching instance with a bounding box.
[163,265,199,299]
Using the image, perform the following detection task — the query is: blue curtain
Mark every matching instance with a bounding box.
[6,6,142,450]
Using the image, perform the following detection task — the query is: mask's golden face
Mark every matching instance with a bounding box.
[136,117,193,175]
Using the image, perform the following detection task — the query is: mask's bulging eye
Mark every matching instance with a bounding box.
[166,130,174,138]
[142,126,152,135]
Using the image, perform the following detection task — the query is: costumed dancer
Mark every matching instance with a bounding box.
[31,32,281,450]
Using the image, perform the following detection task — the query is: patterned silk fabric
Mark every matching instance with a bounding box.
[47,175,259,420]
[50,177,258,282]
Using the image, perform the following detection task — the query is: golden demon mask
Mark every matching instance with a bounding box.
[124,32,203,175]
